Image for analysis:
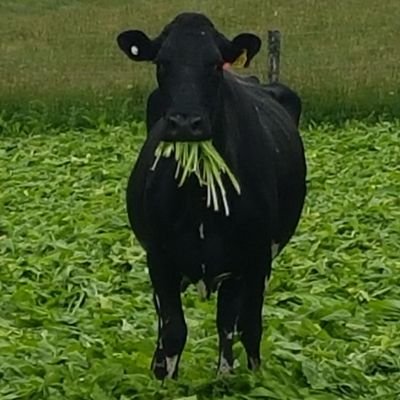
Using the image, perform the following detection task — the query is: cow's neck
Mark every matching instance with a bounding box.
[209,76,243,176]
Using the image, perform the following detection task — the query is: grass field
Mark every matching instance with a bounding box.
[1,117,399,399]
[1,0,400,123]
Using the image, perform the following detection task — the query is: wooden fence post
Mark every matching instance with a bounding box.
[267,30,281,83]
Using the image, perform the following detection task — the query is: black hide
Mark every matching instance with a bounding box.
[117,12,306,380]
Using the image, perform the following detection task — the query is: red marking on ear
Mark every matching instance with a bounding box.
[223,63,231,70]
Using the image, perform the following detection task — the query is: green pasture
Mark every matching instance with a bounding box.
[1,118,399,399]
[0,0,399,123]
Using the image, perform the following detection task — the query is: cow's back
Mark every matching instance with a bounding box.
[220,72,307,248]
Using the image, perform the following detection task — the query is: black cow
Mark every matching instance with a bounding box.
[117,13,306,379]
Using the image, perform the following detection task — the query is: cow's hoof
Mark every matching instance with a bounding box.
[217,356,234,376]
[151,348,167,380]
[217,365,234,376]
[151,349,180,380]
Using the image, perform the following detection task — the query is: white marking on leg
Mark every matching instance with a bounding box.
[218,331,234,374]
[271,241,280,259]
[196,280,207,300]
[201,263,206,274]
[199,223,205,239]
[153,359,165,368]
[155,294,164,349]
[155,294,163,329]
[154,294,160,311]
[165,355,179,378]
[249,357,260,370]
[265,277,269,292]
[234,318,239,335]
[218,355,232,375]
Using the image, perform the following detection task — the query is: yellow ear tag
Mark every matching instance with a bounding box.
[232,49,248,68]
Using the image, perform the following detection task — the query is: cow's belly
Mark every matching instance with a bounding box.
[159,202,272,296]
[132,165,278,291]
[163,220,233,297]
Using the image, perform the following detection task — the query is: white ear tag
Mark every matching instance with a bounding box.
[131,45,139,56]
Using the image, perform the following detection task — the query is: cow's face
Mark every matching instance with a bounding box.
[117,13,261,142]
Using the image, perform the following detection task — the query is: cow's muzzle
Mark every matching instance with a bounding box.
[162,113,211,142]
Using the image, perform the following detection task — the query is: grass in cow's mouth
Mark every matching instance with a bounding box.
[151,141,241,216]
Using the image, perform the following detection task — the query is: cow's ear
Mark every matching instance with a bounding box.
[117,30,159,61]
[223,33,261,68]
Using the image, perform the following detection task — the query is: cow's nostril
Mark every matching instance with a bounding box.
[190,116,202,131]
[166,114,204,138]
[167,115,182,130]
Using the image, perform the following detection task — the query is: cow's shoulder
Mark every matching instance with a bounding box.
[224,72,302,128]
[223,71,286,118]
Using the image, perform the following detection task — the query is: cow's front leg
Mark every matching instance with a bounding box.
[148,251,187,380]
[216,278,242,375]
[237,251,270,371]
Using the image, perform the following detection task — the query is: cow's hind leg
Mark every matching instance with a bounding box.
[216,278,242,374]
[237,249,270,371]
[148,251,187,380]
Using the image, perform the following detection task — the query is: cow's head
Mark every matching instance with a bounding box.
[117,13,261,142]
